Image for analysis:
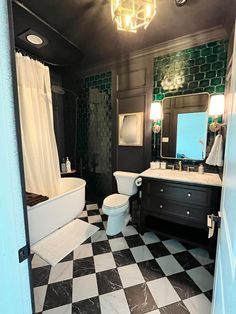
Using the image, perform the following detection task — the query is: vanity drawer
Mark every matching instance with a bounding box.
[145,179,211,206]
[144,197,208,229]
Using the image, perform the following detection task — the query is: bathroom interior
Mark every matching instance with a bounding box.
[6,0,236,313]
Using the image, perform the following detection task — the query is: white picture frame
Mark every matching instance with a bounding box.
[118,112,144,146]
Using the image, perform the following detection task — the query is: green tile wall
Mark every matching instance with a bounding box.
[153,40,228,100]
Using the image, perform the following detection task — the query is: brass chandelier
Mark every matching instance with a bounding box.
[111,0,157,33]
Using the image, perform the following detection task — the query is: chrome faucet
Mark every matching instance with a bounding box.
[178,160,182,171]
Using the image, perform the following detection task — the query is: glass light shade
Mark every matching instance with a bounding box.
[209,95,225,117]
[150,102,162,120]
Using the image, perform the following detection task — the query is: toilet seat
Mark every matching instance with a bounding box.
[103,193,129,209]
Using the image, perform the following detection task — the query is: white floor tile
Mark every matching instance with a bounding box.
[100,289,130,314]
[145,310,161,314]
[183,293,211,314]
[118,264,145,288]
[99,208,104,214]
[122,225,138,236]
[94,252,116,272]
[147,277,180,308]
[31,254,49,269]
[88,215,102,223]
[48,261,73,284]
[131,245,153,263]
[73,273,98,302]
[141,232,160,245]
[156,255,184,276]
[103,221,108,229]
[86,204,98,210]
[73,243,93,260]
[189,248,214,265]
[34,285,47,313]
[91,230,108,243]
[162,239,186,254]
[43,304,72,314]
[78,211,88,218]
[187,266,214,292]
[109,238,129,252]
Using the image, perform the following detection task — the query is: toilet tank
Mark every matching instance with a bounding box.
[114,171,140,196]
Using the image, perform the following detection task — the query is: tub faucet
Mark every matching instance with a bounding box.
[178,160,182,171]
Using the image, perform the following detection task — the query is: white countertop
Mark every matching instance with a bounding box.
[140,168,222,187]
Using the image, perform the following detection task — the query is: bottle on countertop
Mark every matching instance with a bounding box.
[66,157,71,173]
[198,163,204,175]
[61,158,66,173]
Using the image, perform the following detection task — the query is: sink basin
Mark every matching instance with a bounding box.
[140,168,222,187]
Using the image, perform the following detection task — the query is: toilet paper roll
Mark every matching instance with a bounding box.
[135,177,142,187]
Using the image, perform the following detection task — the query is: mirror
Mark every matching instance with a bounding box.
[161,93,209,160]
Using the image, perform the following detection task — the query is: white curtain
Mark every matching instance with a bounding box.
[15,53,60,198]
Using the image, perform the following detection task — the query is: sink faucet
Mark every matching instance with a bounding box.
[178,160,182,171]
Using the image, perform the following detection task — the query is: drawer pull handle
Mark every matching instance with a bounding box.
[160,188,164,192]
[187,193,192,197]
[187,210,190,215]
[160,204,163,209]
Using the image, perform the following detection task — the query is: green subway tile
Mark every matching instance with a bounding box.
[190,66,200,74]
[196,57,206,65]
[213,45,225,54]
[193,87,204,93]
[207,41,218,47]
[199,79,210,87]
[183,68,190,75]
[201,48,212,56]
[85,77,89,82]
[211,78,222,86]
[98,80,102,84]
[206,71,216,79]
[188,59,195,67]
[200,64,211,72]
[156,94,165,101]
[165,92,174,97]
[212,61,223,70]
[207,55,217,63]
[204,86,215,94]
[191,50,200,59]
[154,88,160,94]
[195,73,204,80]
[185,75,194,82]
[90,76,94,81]
[219,52,227,60]
[215,85,225,93]
[101,73,105,78]
[95,75,99,80]
[106,72,111,77]
[189,81,199,89]
[101,84,105,90]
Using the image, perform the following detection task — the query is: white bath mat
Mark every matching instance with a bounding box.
[31,219,99,266]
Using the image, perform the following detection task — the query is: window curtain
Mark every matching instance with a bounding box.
[15,53,60,198]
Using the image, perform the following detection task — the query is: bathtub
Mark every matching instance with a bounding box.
[27,177,86,245]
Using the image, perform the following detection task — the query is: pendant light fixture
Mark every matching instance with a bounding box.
[111,0,157,33]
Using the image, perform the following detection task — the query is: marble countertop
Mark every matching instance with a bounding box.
[140,168,222,187]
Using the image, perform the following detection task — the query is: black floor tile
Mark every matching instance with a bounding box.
[93,222,105,230]
[125,234,145,248]
[73,257,95,278]
[43,279,72,311]
[32,266,51,288]
[79,217,89,222]
[147,242,171,258]
[96,269,122,295]
[113,249,136,267]
[87,209,100,216]
[173,251,201,270]
[72,297,101,314]
[204,263,215,276]
[59,252,74,263]
[101,214,108,221]
[205,290,213,302]
[107,232,123,239]
[124,283,158,314]
[138,259,165,281]
[168,272,202,300]
[92,240,111,255]
[160,301,190,314]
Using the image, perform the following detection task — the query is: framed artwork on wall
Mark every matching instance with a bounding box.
[118,112,143,146]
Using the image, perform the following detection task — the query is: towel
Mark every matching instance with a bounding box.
[206,134,223,167]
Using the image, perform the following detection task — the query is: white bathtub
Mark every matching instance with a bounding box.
[27,177,86,245]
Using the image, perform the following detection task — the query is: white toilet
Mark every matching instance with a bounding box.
[102,171,140,236]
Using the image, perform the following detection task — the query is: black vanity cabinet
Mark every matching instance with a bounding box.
[139,177,221,257]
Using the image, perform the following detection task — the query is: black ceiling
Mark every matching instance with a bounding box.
[12,0,235,67]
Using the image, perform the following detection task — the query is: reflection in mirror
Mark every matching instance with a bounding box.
[176,112,208,160]
[161,93,209,160]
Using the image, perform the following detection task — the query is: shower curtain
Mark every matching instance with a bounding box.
[15,53,60,198]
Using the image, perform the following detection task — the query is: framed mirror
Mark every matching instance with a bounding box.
[161,93,209,160]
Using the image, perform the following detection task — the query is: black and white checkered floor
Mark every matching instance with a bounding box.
[32,204,214,314]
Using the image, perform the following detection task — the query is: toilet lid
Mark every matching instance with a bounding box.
[103,194,129,208]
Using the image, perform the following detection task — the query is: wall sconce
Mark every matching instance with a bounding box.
[150,102,162,133]
[209,95,225,132]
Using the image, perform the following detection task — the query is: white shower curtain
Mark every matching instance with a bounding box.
[15,53,60,198]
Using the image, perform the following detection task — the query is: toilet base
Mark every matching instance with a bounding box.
[106,209,130,236]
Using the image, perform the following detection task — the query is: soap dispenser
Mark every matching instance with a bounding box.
[198,163,204,175]
[61,158,66,173]
[66,157,71,173]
